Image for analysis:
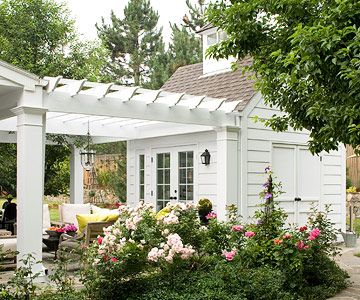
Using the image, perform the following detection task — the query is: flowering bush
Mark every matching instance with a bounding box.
[80,167,348,300]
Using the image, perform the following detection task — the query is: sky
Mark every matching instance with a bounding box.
[61,0,192,43]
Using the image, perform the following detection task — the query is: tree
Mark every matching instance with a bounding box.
[0,0,73,77]
[182,0,207,33]
[207,0,360,154]
[0,0,108,196]
[97,0,164,87]
[167,24,202,75]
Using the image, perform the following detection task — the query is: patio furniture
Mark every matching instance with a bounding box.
[0,235,16,269]
[2,202,16,234]
[58,221,115,258]
[58,203,91,227]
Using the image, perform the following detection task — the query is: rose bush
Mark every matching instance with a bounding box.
[78,167,348,300]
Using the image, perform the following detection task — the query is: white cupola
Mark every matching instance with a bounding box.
[198,26,236,76]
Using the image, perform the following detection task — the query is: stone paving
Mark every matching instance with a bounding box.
[329,241,360,300]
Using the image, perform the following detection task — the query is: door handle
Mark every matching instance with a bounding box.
[294,197,301,202]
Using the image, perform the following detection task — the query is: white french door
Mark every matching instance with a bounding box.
[272,144,321,225]
[152,147,195,211]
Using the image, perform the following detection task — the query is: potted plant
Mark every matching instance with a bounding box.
[63,224,78,236]
[197,198,213,225]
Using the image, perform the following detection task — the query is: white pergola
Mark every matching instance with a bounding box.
[0,60,241,273]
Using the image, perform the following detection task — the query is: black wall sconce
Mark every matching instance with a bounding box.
[201,149,211,165]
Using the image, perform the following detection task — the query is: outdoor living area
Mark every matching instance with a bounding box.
[0,60,242,274]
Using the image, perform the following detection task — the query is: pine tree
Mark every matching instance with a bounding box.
[182,0,207,33]
[167,24,202,74]
[96,0,164,86]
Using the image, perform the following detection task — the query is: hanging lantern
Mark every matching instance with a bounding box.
[80,121,96,171]
[201,149,211,165]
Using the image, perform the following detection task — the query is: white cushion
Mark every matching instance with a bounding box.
[43,204,51,230]
[92,205,119,215]
[60,203,91,227]
[1,237,16,252]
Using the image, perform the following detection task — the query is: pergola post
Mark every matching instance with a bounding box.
[12,104,47,274]
[216,127,240,220]
[70,145,84,204]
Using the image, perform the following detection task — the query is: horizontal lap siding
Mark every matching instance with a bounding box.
[246,98,345,231]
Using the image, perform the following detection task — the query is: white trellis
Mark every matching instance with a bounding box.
[0,60,241,274]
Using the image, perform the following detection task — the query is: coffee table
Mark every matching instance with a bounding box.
[43,235,60,259]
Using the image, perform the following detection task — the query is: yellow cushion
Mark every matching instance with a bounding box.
[156,207,171,220]
[103,213,119,222]
[76,214,108,233]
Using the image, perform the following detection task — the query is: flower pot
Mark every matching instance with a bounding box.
[66,231,77,237]
[341,231,357,248]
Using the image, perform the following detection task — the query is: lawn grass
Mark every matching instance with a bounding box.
[0,197,60,222]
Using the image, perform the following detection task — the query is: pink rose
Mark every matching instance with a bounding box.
[223,250,236,261]
[111,257,118,263]
[283,233,292,239]
[206,212,217,220]
[308,228,321,240]
[296,240,306,250]
[232,225,244,232]
[97,236,103,245]
[245,231,255,238]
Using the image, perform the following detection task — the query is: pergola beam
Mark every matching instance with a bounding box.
[44,92,238,127]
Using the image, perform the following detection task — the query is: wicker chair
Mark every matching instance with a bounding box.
[58,221,115,258]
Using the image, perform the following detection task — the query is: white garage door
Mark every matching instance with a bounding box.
[272,144,321,226]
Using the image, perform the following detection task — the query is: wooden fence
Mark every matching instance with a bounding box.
[346,145,360,187]
[83,154,121,188]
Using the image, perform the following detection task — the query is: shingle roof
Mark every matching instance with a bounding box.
[161,57,256,111]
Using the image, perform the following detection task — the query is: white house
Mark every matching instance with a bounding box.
[126,26,346,230]
[0,26,345,272]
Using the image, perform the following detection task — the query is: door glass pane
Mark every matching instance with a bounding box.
[179,169,186,184]
[164,169,170,184]
[157,170,163,184]
[179,152,186,167]
[164,153,170,168]
[157,153,171,211]
[187,185,193,200]
[187,152,193,167]
[178,151,194,202]
[157,185,164,200]
[179,185,186,201]
[187,169,193,184]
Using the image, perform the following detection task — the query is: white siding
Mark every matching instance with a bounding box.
[127,93,346,233]
[244,96,345,231]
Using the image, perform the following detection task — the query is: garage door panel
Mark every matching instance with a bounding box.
[272,144,321,226]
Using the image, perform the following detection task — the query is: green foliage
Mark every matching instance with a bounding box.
[0,143,16,195]
[97,0,165,87]
[182,0,207,33]
[167,24,202,74]
[93,142,127,202]
[0,0,73,76]
[0,254,40,299]
[207,0,360,154]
